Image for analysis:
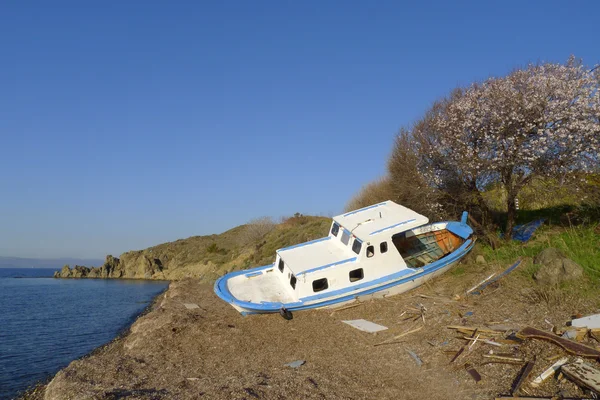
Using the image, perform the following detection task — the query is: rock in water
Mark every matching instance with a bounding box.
[55,265,72,278]
[533,248,584,285]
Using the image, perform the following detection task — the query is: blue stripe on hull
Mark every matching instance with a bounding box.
[214,238,475,314]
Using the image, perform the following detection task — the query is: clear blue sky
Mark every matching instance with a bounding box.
[1,1,598,259]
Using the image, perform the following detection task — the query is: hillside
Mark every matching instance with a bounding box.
[54,215,331,281]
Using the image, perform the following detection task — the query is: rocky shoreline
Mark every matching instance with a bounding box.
[24,246,593,399]
[54,254,168,280]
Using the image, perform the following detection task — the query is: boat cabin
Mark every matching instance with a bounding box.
[273,202,463,301]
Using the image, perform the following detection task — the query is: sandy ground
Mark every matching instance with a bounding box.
[25,271,600,400]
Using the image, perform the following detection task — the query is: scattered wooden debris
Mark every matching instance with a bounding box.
[468,260,522,295]
[462,336,503,347]
[374,326,423,346]
[464,363,482,383]
[482,360,523,366]
[483,354,523,363]
[561,358,600,394]
[447,326,505,335]
[183,303,200,309]
[590,329,600,343]
[557,327,588,342]
[450,329,478,363]
[468,334,481,350]
[406,349,423,366]
[571,313,600,329]
[495,397,588,400]
[342,319,388,333]
[510,359,535,396]
[516,327,600,358]
[545,354,566,362]
[529,357,568,387]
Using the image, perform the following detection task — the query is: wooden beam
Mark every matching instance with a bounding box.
[562,359,600,394]
[517,327,600,358]
[510,359,535,396]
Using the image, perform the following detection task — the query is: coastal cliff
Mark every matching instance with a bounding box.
[54,216,331,281]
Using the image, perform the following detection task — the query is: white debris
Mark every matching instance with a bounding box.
[572,313,600,329]
[530,357,569,387]
[285,360,306,368]
[342,319,388,333]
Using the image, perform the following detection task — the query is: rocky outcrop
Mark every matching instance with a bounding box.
[54,256,124,279]
[53,265,90,278]
[533,248,584,285]
[53,216,332,282]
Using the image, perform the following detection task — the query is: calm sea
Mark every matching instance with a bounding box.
[0,268,169,399]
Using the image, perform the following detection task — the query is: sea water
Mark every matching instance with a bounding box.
[0,268,168,399]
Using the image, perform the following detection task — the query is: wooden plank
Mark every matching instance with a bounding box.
[447,326,505,334]
[462,336,503,347]
[482,360,523,366]
[510,359,535,396]
[466,273,496,294]
[374,326,423,346]
[465,363,482,383]
[469,260,522,295]
[562,359,600,394]
[516,327,600,358]
[483,354,523,362]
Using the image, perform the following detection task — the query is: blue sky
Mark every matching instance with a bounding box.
[1,1,598,259]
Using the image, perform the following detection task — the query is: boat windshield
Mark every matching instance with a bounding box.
[331,223,340,237]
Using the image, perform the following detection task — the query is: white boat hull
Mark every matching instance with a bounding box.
[215,238,474,315]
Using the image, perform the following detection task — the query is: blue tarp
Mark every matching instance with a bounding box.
[512,219,545,242]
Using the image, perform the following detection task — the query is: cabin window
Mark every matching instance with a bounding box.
[331,223,340,237]
[349,268,364,282]
[341,230,350,246]
[366,245,375,258]
[352,239,362,255]
[290,275,297,289]
[312,278,329,292]
[380,242,388,253]
[278,259,284,272]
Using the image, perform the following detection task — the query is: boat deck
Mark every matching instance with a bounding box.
[227,268,297,304]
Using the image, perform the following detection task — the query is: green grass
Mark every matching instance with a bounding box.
[478,224,600,279]
[449,265,466,276]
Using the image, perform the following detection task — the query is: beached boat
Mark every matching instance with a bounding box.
[214,201,475,316]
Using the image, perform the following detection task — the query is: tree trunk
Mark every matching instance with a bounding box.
[505,190,517,240]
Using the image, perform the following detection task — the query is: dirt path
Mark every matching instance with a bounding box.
[36,274,597,400]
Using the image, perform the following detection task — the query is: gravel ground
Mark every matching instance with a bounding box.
[24,269,600,400]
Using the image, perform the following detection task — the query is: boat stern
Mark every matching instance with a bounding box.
[214,264,301,315]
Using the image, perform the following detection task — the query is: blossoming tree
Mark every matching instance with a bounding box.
[409,57,599,239]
